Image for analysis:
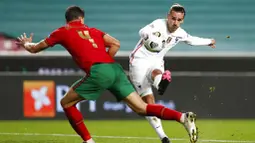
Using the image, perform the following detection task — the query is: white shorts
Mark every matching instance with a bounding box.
[129,58,164,97]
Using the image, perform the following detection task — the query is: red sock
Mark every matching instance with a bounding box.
[64,105,91,141]
[146,104,182,122]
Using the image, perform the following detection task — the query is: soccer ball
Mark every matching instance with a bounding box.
[144,32,165,52]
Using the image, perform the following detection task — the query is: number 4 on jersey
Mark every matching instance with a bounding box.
[77,30,98,48]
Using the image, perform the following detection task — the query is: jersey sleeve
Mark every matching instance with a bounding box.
[91,28,106,37]
[139,19,161,40]
[182,30,212,46]
[45,28,63,47]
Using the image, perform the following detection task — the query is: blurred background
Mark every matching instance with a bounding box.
[1,0,255,54]
[0,0,255,142]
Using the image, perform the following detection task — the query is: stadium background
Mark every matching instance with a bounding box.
[0,0,255,142]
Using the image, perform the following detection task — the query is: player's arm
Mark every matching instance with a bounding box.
[103,34,120,58]
[17,33,49,53]
[184,33,216,48]
[139,21,156,40]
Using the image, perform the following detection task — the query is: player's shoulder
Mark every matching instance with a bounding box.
[90,27,105,33]
[173,27,188,38]
[54,24,73,33]
[58,26,67,31]
[151,18,167,26]
[83,24,99,31]
[89,27,100,31]
[48,26,66,35]
[87,26,106,36]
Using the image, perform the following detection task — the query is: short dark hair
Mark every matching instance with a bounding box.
[65,6,85,22]
[169,3,186,17]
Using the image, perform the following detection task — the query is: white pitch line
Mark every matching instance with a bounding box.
[0,132,255,143]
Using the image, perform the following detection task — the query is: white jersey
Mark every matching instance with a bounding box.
[129,19,212,62]
[129,19,213,96]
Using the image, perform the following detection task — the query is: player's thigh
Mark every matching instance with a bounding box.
[90,63,118,89]
[129,64,148,83]
[123,91,147,115]
[109,63,136,101]
[129,61,151,94]
[72,76,104,100]
[138,83,153,97]
[148,60,165,81]
[155,60,164,72]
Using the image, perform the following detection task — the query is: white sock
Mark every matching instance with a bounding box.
[84,138,95,143]
[145,116,168,139]
[153,74,162,89]
[180,113,185,123]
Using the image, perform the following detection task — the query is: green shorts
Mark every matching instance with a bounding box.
[72,63,135,101]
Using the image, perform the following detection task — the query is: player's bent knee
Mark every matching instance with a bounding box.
[152,69,162,76]
[60,97,69,108]
[60,96,79,108]
[152,69,162,74]
[142,94,155,104]
[60,94,76,108]
[60,88,83,108]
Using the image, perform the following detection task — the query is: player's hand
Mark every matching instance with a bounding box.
[16,33,34,47]
[208,39,216,48]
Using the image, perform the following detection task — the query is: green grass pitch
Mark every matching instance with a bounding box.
[0,120,254,143]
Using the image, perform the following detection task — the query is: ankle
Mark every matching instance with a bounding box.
[179,113,185,123]
[84,138,95,143]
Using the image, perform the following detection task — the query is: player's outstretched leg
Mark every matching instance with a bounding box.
[147,105,198,143]
[146,104,198,143]
[124,92,198,143]
[158,70,172,95]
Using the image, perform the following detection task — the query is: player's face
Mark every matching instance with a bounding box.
[167,10,184,32]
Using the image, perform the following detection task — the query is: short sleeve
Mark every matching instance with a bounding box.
[45,28,63,47]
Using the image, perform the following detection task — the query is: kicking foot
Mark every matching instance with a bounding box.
[158,70,171,95]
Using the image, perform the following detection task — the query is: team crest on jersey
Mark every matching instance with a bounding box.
[166,37,172,43]
[152,32,161,37]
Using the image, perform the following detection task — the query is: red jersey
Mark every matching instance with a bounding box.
[45,20,115,74]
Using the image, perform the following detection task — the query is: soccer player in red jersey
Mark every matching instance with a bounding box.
[17,6,198,143]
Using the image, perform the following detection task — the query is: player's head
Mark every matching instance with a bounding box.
[65,6,85,23]
[167,3,186,32]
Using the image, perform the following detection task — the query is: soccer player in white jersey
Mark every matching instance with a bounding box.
[129,3,216,143]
